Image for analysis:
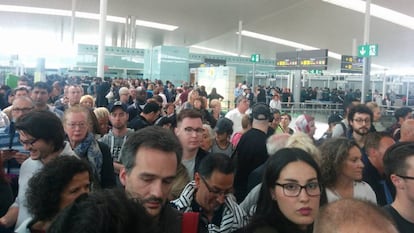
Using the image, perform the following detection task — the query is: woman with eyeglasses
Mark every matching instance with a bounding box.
[241,148,326,233]
[319,137,377,203]
[63,105,116,189]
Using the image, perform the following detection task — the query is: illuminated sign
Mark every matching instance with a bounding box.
[275,49,328,70]
[340,55,363,74]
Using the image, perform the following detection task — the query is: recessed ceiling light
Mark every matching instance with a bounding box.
[190,45,248,57]
[322,0,414,30]
[0,4,178,31]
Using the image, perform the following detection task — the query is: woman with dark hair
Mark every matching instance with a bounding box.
[319,138,376,203]
[15,156,92,233]
[0,156,13,233]
[193,97,214,126]
[207,87,224,103]
[242,148,326,233]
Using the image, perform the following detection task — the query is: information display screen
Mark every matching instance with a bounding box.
[340,55,363,74]
[275,49,328,70]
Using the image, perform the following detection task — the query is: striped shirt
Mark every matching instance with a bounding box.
[171,181,247,233]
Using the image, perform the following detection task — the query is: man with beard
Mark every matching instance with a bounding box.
[0,111,77,230]
[99,101,134,177]
[31,81,63,119]
[348,104,373,148]
[119,126,183,233]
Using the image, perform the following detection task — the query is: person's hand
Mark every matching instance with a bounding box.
[0,150,17,162]
[13,152,29,164]
[0,216,9,227]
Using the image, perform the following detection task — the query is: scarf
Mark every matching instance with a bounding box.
[73,132,103,182]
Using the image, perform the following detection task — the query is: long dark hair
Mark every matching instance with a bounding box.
[246,148,326,233]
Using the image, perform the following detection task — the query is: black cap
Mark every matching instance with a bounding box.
[109,101,128,113]
[252,104,270,120]
[328,113,343,124]
[142,102,161,114]
[214,118,233,135]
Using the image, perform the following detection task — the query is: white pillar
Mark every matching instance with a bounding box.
[237,21,243,56]
[70,0,77,44]
[97,0,107,78]
[361,0,371,103]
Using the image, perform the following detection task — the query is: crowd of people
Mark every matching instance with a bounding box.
[0,75,413,233]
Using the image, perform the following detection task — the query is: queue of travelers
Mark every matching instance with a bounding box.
[0,75,414,233]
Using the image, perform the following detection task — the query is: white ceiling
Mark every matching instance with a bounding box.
[1,0,413,73]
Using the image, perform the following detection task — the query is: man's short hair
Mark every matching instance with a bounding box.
[365,132,393,151]
[142,102,161,114]
[197,153,234,179]
[15,110,65,152]
[314,198,398,233]
[47,189,155,233]
[13,86,30,95]
[394,107,412,121]
[384,142,414,178]
[280,113,291,121]
[176,109,202,125]
[33,81,52,93]
[348,104,373,123]
[121,126,182,173]
[236,95,247,105]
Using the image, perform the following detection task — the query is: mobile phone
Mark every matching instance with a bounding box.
[0,148,19,153]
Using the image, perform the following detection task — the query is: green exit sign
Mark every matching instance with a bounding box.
[251,54,260,63]
[358,44,378,57]
[309,70,322,74]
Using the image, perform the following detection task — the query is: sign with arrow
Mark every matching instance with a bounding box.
[358,44,378,57]
[251,54,260,63]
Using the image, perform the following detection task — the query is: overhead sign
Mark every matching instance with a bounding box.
[251,54,260,63]
[275,49,328,70]
[340,55,363,74]
[358,44,378,57]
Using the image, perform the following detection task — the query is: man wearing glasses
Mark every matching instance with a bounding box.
[171,153,247,233]
[347,104,373,148]
[0,110,77,230]
[383,142,414,233]
[0,97,34,199]
[174,109,209,180]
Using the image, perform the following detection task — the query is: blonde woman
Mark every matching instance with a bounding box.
[80,95,95,110]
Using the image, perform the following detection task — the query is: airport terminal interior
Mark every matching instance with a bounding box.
[2,1,414,233]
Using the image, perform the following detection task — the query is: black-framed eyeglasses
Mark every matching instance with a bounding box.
[275,182,321,197]
[352,118,371,124]
[396,174,414,180]
[200,176,233,196]
[183,127,204,135]
[12,107,34,113]
[19,137,39,146]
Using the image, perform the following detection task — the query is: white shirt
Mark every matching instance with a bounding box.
[326,181,377,204]
[225,108,245,136]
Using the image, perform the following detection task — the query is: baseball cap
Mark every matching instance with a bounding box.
[328,113,343,124]
[109,101,128,113]
[142,102,161,114]
[252,104,271,120]
[214,118,233,135]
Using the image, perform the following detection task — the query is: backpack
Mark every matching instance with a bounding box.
[339,122,348,137]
